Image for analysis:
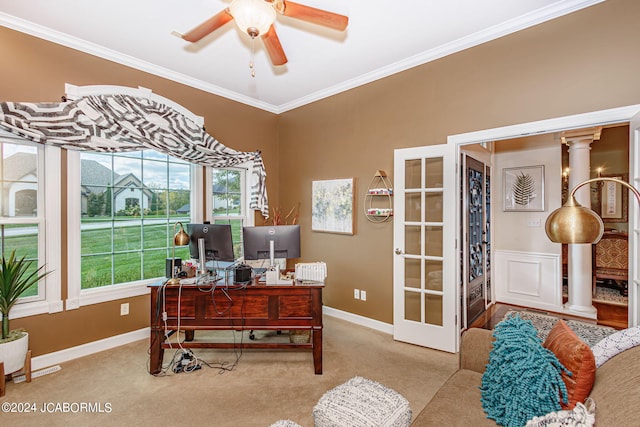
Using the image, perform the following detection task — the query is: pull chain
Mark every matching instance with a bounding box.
[249,36,256,78]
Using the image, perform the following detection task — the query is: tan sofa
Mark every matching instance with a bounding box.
[411,327,640,426]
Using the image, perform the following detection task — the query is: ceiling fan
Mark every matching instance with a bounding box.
[179,0,349,67]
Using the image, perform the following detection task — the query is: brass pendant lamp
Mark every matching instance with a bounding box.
[545,177,640,244]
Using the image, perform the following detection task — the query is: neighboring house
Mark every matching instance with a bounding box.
[213,182,239,210]
[1,152,37,217]
[5,153,154,216]
[176,204,190,214]
[112,173,155,213]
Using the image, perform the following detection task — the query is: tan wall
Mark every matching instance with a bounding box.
[2,0,640,355]
[277,0,640,323]
[0,26,279,356]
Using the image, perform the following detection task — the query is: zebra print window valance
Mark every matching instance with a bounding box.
[0,93,269,217]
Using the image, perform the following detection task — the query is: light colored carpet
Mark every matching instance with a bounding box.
[1,315,458,427]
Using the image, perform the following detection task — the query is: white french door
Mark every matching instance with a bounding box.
[393,144,457,353]
[630,111,640,326]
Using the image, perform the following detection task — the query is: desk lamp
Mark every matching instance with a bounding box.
[167,222,190,285]
[545,177,640,244]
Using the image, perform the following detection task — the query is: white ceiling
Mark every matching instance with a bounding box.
[0,0,602,114]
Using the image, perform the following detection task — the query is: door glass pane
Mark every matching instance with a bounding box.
[425,260,443,291]
[404,225,421,255]
[425,193,443,222]
[404,258,421,289]
[404,291,421,322]
[425,294,443,326]
[405,193,421,222]
[425,226,443,257]
[425,158,443,188]
[405,159,422,189]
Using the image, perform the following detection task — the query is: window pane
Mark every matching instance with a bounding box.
[0,138,45,302]
[82,254,113,288]
[81,152,113,186]
[113,155,142,179]
[213,169,242,217]
[80,149,192,289]
[168,163,190,190]
[144,249,167,279]
[211,168,246,260]
[142,159,168,188]
[113,222,142,251]
[143,150,168,161]
[0,224,40,297]
[114,252,141,283]
[1,143,38,217]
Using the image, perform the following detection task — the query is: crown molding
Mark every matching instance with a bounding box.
[1,0,604,115]
[275,0,605,113]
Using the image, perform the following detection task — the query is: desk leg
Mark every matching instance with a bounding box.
[312,327,323,375]
[185,330,195,341]
[0,361,5,397]
[149,330,165,375]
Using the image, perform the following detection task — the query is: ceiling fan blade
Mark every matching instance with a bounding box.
[262,25,288,66]
[182,9,233,43]
[280,1,348,31]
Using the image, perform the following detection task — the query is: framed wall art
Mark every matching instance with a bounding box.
[591,174,628,223]
[312,178,355,235]
[503,165,545,212]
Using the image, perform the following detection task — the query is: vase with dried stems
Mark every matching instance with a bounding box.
[267,204,299,226]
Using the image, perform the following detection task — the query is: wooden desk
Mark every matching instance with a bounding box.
[148,280,323,375]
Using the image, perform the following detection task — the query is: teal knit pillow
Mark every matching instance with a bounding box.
[480,314,570,427]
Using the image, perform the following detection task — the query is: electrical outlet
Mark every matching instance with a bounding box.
[354,289,360,299]
[120,302,129,316]
[360,290,367,301]
[527,218,541,227]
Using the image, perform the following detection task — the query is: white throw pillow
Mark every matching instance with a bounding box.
[591,326,640,367]
[526,398,595,427]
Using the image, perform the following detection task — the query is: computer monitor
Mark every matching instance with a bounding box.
[242,225,301,266]
[187,223,235,263]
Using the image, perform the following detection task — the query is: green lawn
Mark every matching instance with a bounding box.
[6,218,244,291]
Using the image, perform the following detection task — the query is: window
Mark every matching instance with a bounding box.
[67,149,196,307]
[210,167,253,259]
[0,132,62,317]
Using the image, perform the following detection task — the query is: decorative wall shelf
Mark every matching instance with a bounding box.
[364,170,393,223]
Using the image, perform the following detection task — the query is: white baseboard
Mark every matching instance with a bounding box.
[323,306,393,335]
[31,327,149,371]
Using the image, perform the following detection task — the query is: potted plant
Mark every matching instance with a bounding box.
[0,250,50,374]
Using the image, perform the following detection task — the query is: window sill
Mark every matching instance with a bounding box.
[66,279,158,309]
[10,299,64,319]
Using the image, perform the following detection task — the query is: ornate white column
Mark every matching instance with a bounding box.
[561,127,601,319]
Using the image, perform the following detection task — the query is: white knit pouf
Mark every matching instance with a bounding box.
[313,376,412,427]
[269,420,303,427]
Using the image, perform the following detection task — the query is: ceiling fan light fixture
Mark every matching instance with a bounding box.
[230,0,276,38]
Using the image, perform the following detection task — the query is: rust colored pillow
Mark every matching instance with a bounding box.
[543,320,596,409]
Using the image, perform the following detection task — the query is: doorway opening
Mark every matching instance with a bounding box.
[450,105,640,336]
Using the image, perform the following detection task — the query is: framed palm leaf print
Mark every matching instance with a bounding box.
[503,165,545,212]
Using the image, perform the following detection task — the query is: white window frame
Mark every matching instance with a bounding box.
[0,130,63,319]
[66,152,203,308]
[64,83,257,308]
[205,163,255,227]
